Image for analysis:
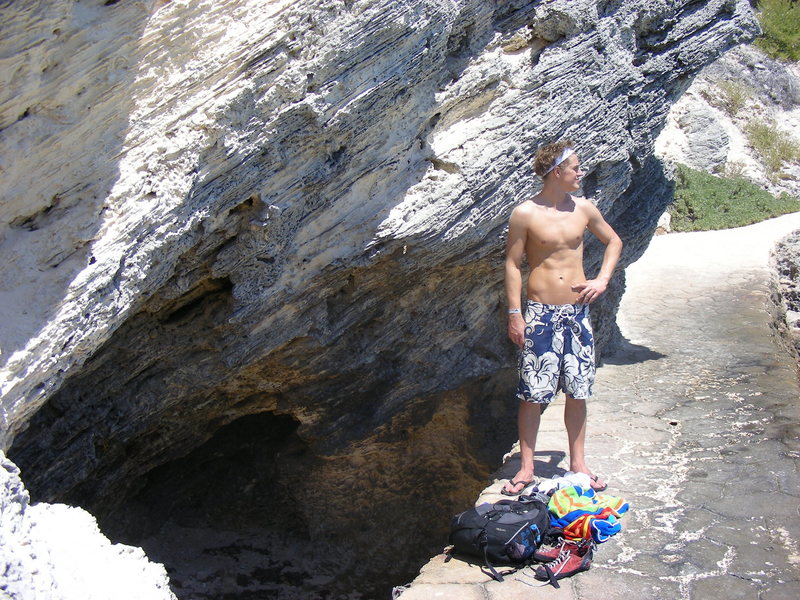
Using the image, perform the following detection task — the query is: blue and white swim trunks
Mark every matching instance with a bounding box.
[516,301,595,403]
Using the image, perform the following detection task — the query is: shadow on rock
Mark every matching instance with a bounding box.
[600,336,666,366]
[497,450,568,481]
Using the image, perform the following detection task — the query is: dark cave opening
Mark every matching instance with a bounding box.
[9,370,517,600]
[85,394,511,600]
[99,411,307,544]
[96,411,373,600]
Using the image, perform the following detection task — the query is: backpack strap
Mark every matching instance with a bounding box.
[444,546,454,563]
[479,553,525,583]
[482,543,505,582]
[477,530,517,582]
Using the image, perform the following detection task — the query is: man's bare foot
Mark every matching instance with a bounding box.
[571,464,607,491]
[587,473,607,491]
[502,471,535,495]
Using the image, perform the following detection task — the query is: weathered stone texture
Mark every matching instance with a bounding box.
[770,229,800,369]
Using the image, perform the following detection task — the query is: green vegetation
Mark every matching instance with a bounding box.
[755,0,800,62]
[669,164,800,231]
[722,160,746,180]
[715,80,751,117]
[745,119,800,180]
[700,79,751,117]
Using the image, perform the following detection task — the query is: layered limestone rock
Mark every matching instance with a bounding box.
[0,451,175,600]
[770,230,800,369]
[0,0,758,597]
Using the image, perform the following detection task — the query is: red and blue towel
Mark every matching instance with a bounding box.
[548,486,630,543]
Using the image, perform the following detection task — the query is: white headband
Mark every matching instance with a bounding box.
[543,147,575,176]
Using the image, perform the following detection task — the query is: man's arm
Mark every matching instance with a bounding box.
[505,206,528,348]
[572,200,623,304]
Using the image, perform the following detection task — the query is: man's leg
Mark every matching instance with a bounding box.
[503,400,541,494]
[564,394,606,490]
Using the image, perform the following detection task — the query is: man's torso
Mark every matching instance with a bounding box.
[522,195,589,305]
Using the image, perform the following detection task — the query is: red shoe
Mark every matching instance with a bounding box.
[534,538,594,588]
[533,538,575,563]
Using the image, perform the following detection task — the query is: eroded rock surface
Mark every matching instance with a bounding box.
[770,229,800,369]
[0,0,758,598]
[399,213,800,600]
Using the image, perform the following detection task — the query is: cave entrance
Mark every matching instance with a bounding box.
[98,411,355,600]
[10,371,518,599]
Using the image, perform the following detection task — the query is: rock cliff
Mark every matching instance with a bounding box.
[771,230,800,369]
[654,43,800,374]
[0,0,757,597]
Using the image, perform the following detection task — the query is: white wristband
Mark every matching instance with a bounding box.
[508,309,521,315]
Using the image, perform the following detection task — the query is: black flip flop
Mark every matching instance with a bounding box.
[589,474,608,492]
[501,479,534,496]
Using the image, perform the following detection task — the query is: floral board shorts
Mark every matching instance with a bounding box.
[516,301,595,404]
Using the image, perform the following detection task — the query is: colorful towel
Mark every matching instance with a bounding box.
[548,486,630,543]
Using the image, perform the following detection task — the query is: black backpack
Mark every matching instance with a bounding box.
[448,495,555,581]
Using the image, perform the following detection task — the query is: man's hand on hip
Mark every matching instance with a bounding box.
[572,278,608,304]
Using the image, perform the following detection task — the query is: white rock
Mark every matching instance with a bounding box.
[0,452,176,600]
[0,0,760,508]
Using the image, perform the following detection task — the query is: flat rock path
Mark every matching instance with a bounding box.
[400,212,800,600]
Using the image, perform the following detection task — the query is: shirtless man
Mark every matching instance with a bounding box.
[503,140,622,496]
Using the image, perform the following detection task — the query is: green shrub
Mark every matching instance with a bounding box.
[755,0,800,62]
[699,80,749,116]
[714,80,751,117]
[722,160,746,179]
[669,164,800,231]
[745,119,800,180]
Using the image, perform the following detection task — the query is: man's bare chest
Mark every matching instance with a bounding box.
[527,213,588,250]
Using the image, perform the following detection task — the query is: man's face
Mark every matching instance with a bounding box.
[555,155,583,191]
